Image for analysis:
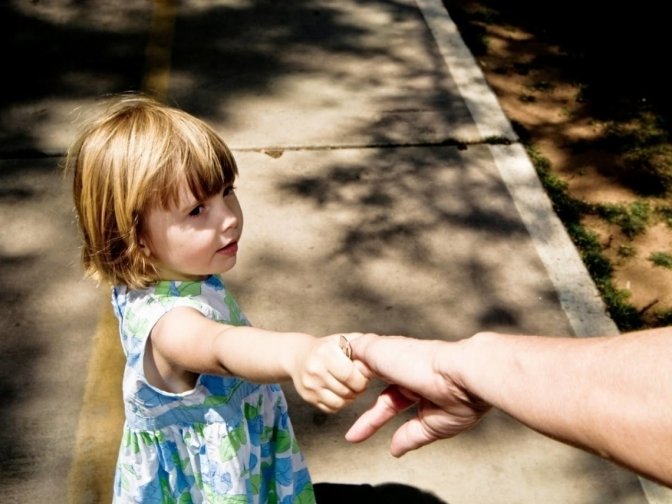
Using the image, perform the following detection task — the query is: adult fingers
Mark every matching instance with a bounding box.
[349,335,440,396]
[389,417,440,457]
[345,385,418,443]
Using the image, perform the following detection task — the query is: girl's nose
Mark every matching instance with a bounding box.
[215,196,240,230]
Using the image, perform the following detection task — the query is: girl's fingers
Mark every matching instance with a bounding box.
[300,335,371,408]
[301,363,357,403]
[314,389,353,413]
[328,340,370,393]
[321,373,357,400]
[332,362,369,395]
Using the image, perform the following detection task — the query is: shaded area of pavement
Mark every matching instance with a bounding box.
[0,0,659,502]
[230,147,643,503]
[0,157,99,501]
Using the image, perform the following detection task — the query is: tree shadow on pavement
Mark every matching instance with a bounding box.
[0,0,648,500]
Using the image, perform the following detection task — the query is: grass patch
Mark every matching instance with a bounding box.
[527,145,643,330]
[593,201,650,239]
[527,145,589,222]
[568,224,642,330]
[617,245,636,258]
[655,205,672,228]
[649,252,672,270]
[599,115,672,196]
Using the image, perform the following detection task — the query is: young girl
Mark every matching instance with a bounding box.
[67,96,370,503]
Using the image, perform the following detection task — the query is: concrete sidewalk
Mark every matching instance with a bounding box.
[0,0,665,502]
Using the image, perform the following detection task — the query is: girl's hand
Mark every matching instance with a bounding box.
[291,333,371,413]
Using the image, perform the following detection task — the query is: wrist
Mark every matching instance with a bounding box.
[441,332,501,407]
[284,333,317,380]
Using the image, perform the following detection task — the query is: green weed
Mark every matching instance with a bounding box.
[528,146,643,330]
[649,252,672,270]
[594,201,650,239]
[617,245,636,258]
[655,205,672,227]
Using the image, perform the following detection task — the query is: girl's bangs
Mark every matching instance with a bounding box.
[153,127,237,210]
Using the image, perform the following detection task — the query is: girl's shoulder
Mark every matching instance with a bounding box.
[113,275,249,327]
[152,275,224,299]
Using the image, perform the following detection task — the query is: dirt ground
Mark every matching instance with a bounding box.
[446,0,672,330]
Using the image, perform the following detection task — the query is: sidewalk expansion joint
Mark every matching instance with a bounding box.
[0,138,520,163]
[233,136,519,156]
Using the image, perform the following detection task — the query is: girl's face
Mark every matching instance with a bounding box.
[141,181,243,281]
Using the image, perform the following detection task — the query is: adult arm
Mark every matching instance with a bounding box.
[346,329,672,487]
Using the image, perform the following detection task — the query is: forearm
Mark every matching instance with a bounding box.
[211,327,366,412]
[152,307,366,412]
[211,326,315,383]
[454,328,672,485]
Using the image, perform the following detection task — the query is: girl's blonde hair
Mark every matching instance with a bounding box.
[67,95,238,289]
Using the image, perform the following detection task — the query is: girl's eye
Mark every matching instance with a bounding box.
[188,204,204,217]
[223,185,236,197]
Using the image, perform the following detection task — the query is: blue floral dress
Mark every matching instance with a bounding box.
[111,275,315,503]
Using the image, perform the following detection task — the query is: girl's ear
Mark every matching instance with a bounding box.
[138,238,152,258]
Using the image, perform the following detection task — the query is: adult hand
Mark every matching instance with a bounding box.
[345,334,491,456]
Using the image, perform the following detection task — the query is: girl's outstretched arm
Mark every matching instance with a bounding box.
[148,306,369,413]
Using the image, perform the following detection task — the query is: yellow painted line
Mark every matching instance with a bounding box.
[142,0,177,101]
[68,3,177,501]
[66,295,124,504]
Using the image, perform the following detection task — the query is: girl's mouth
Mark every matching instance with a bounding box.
[217,241,238,256]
